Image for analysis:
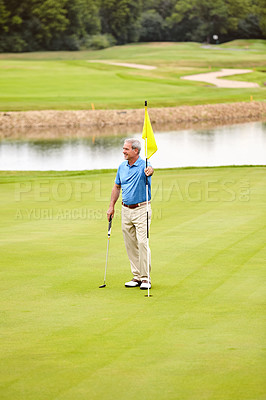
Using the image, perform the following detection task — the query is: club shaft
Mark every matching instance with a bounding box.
[103,237,110,284]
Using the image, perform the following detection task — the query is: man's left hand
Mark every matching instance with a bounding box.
[144,166,154,176]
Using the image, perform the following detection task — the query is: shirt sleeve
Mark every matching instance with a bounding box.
[115,166,121,185]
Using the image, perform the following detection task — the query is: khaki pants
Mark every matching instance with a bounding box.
[121,203,152,281]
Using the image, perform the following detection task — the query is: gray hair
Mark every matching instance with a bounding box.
[124,138,141,154]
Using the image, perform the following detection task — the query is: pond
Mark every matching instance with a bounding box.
[0,121,265,170]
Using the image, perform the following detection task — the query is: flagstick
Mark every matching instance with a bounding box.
[144,101,151,297]
[145,138,151,297]
[142,100,157,298]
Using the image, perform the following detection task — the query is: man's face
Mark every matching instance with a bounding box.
[123,142,138,160]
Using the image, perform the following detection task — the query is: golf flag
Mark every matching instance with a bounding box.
[142,105,157,159]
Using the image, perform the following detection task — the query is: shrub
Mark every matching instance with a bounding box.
[84,34,116,50]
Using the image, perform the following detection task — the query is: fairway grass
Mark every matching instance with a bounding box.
[0,166,265,400]
[0,40,265,111]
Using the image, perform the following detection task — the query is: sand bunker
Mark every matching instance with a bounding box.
[181,69,259,88]
[88,61,156,70]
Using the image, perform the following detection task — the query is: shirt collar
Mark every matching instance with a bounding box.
[126,156,142,167]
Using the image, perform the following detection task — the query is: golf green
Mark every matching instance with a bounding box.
[0,166,265,400]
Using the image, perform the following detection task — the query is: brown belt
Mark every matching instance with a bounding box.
[122,201,150,209]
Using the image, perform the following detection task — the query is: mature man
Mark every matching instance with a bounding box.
[107,138,154,290]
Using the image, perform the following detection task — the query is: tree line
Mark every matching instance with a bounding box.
[0,0,265,52]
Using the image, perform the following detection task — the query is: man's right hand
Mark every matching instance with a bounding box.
[107,206,114,221]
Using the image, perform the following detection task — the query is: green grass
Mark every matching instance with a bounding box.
[0,166,265,400]
[0,40,265,111]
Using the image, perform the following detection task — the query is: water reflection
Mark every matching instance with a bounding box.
[0,121,265,170]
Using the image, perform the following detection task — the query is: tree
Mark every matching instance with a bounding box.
[58,0,101,50]
[152,0,176,19]
[64,0,100,38]
[139,10,165,41]
[0,0,33,51]
[0,0,264,52]
[169,0,251,42]
[254,0,266,36]
[100,0,142,43]
[0,0,10,34]
[237,14,263,39]
[140,0,177,41]
[32,0,69,49]
[0,0,102,51]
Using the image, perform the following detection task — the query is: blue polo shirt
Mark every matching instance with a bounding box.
[115,157,151,205]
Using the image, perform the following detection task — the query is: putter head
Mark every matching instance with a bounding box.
[99,284,106,288]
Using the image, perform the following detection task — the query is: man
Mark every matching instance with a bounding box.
[107,138,154,290]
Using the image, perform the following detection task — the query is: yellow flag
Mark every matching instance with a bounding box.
[142,106,157,159]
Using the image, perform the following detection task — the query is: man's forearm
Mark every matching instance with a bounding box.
[107,184,121,220]
[110,185,121,207]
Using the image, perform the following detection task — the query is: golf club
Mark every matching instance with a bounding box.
[99,215,112,288]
